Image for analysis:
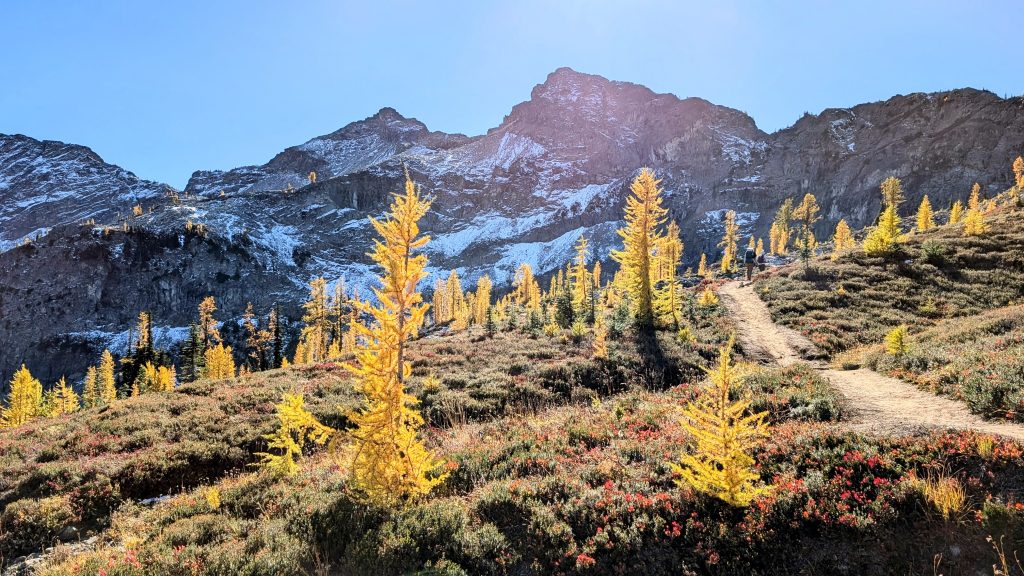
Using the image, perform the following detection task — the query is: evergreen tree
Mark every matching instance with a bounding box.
[343,172,446,506]
[270,306,283,368]
[718,210,740,273]
[830,219,855,261]
[916,195,935,231]
[180,324,205,382]
[1,365,43,427]
[484,305,497,338]
[99,349,117,405]
[671,339,768,506]
[610,168,668,326]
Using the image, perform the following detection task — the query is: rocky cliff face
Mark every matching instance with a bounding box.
[0,135,172,251]
[2,67,1023,386]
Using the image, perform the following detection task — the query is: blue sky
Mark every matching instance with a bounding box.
[2,1,1018,188]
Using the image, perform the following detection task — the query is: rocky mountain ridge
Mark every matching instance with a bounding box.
[2,67,1023,385]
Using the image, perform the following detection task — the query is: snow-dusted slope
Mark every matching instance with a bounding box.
[0,135,171,251]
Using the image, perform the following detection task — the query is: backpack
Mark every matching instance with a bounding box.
[744,248,756,264]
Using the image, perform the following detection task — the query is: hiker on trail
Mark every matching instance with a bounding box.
[756,252,766,272]
[743,247,756,281]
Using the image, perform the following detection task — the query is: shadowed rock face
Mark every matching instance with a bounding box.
[2,67,1023,386]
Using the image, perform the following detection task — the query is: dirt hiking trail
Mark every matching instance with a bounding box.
[719,281,1024,441]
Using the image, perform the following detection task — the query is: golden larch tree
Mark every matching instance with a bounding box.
[473,275,493,325]
[50,378,80,416]
[718,210,740,273]
[769,198,793,255]
[610,168,668,326]
[792,193,820,269]
[2,365,43,427]
[81,366,99,408]
[571,235,591,320]
[863,177,905,255]
[257,392,333,477]
[99,349,117,404]
[198,296,222,349]
[205,344,236,379]
[343,172,447,506]
[697,253,710,279]
[654,220,684,330]
[300,277,331,363]
[1014,156,1024,189]
[916,195,935,231]
[948,200,964,225]
[671,339,768,506]
[963,183,986,236]
[831,219,855,261]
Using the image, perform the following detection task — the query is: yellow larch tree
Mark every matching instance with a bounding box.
[863,177,906,255]
[769,198,793,255]
[792,193,820,269]
[50,378,80,416]
[473,275,493,325]
[671,338,768,507]
[963,182,986,236]
[592,319,608,359]
[300,277,331,363]
[718,210,740,273]
[198,296,222,349]
[257,392,334,477]
[830,219,855,261]
[916,195,935,232]
[1,365,43,428]
[697,252,710,280]
[81,366,99,408]
[881,176,905,208]
[755,238,764,257]
[1014,156,1024,189]
[610,168,668,326]
[432,278,448,324]
[698,285,719,307]
[654,220,684,330]
[99,349,117,404]
[342,172,447,506]
[949,200,964,225]
[205,344,236,379]
[571,235,591,321]
[513,263,541,311]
